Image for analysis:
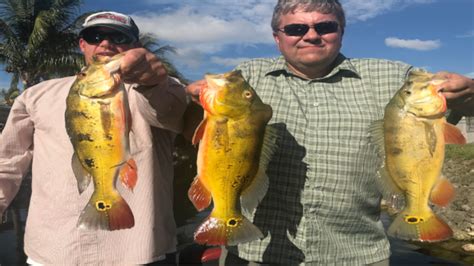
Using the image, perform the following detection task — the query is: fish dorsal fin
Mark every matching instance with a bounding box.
[429,175,455,207]
[192,115,208,145]
[368,119,385,158]
[241,125,278,217]
[443,122,466,144]
[71,153,92,194]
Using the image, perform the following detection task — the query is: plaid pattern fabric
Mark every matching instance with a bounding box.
[229,54,413,264]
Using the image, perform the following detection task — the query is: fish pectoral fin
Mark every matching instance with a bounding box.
[192,117,208,145]
[71,153,92,194]
[368,119,385,158]
[119,158,138,191]
[429,175,455,207]
[443,122,467,144]
[188,176,212,211]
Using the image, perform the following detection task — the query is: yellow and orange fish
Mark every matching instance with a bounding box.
[370,70,466,242]
[65,53,137,231]
[189,70,277,246]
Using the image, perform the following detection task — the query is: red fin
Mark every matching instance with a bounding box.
[194,215,263,246]
[192,118,207,145]
[201,247,222,263]
[419,215,453,242]
[108,196,135,230]
[430,177,455,207]
[188,177,212,211]
[120,159,137,191]
[444,122,466,144]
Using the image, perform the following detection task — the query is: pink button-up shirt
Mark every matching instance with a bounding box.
[0,75,187,264]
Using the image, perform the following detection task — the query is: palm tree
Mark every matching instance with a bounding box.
[0,0,85,96]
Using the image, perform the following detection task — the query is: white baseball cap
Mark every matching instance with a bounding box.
[80,11,139,41]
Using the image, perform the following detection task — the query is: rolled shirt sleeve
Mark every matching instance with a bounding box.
[131,76,187,133]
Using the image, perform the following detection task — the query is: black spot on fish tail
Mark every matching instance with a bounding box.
[77,133,93,142]
[84,158,95,168]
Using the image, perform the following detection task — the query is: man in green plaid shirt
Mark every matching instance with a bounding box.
[187,0,474,264]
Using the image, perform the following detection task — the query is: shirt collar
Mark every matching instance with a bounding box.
[264,53,361,80]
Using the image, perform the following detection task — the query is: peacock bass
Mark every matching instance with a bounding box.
[65,53,137,231]
[370,70,466,242]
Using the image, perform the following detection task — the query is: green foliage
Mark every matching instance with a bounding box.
[0,0,85,89]
[445,143,474,160]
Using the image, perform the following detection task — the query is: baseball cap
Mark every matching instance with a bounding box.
[79,11,139,42]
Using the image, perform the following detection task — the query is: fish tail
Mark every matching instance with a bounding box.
[194,214,263,246]
[77,192,134,231]
[387,210,452,242]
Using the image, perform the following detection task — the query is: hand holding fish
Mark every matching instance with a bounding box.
[120,47,168,87]
[434,71,474,116]
[186,79,207,104]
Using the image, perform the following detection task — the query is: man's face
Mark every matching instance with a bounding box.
[273,10,343,78]
[79,27,138,65]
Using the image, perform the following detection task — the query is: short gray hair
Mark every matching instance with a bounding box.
[271,0,346,32]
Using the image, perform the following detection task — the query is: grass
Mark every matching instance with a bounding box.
[445,143,474,160]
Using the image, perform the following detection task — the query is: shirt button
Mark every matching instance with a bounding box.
[313,102,319,107]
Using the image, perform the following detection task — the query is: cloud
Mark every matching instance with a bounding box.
[385,37,441,51]
[210,56,252,67]
[465,72,474,78]
[456,30,474,38]
[341,0,435,22]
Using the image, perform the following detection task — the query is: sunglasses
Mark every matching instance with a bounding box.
[81,29,135,45]
[278,21,339,36]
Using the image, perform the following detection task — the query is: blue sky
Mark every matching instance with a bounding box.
[0,0,473,87]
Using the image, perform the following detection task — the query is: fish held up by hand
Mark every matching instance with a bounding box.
[188,70,277,246]
[370,70,466,242]
[65,53,137,231]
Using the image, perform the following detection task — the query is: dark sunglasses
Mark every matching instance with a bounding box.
[81,29,135,45]
[278,21,339,36]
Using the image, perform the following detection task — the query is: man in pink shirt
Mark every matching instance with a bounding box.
[0,11,187,265]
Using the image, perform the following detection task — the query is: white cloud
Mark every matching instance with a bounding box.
[131,0,438,69]
[210,56,252,67]
[341,0,435,22]
[456,30,474,38]
[465,72,474,78]
[385,37,441,51]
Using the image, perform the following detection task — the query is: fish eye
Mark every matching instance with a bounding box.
[243,90,253,99]
[404,90,412,95]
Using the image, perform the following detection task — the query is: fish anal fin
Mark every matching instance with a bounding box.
[192,118,207,145]
[444,122,466,144]
[194,215,263,246]
[377,165,405,212]
[188,176,212,211]
[71,153,92,194]
[120,158,138,191]
[430,176,455,207]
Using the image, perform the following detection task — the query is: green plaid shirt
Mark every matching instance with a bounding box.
[229,54,413,265]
